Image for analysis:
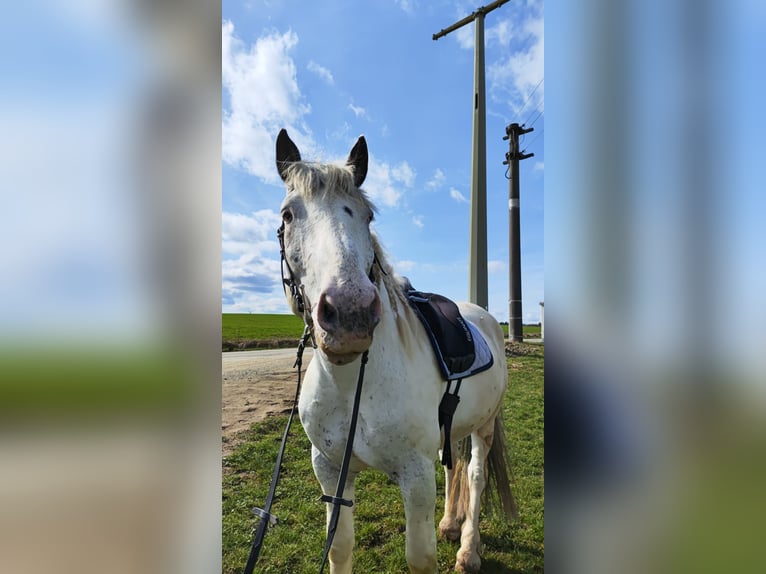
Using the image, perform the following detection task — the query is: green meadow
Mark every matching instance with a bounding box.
[222,313,305,349]
[223,313,542,349]
[222,345,544,572]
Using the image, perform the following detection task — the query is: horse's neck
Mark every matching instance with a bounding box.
[372,277,431,363]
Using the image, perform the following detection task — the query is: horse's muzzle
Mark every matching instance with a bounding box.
[315,283,381,364]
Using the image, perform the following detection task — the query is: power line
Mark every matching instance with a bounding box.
[521,128,543,152]
[525,105,544,129]
[517,76,544,119]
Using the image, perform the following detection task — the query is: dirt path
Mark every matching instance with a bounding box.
[221,348,313,456]
[221,342,539,455]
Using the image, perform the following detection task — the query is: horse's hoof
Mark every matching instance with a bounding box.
[438,519,461,542]
[455,548,481,574]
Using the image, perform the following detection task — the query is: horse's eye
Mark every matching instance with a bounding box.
[367,213,374,224]
[282,209,294,224]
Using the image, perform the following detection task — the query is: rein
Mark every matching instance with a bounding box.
[243,225,380,574]
[242,324,313,574]
[319,349,369,574]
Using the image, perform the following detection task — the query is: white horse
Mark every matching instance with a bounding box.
[275,129,516,573]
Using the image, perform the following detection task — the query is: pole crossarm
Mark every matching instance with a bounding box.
[503,123,535,163]
[432,0,510,40]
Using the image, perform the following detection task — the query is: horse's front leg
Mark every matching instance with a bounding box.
[398,455,438,574]
[438,443,462,542]
[312,446,357,574]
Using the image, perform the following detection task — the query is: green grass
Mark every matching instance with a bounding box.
[222,346,544,573]
[223,313,304,343]
[223,314,541,349]
[500,324,541,338]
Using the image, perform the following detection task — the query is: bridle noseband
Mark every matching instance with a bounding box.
[277,222,386,323]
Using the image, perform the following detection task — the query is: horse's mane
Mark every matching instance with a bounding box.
[370,234,408,315]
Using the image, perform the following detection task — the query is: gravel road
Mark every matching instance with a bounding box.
[221,348,313,455]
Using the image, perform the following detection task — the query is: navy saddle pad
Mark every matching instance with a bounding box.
[406,290,494,380]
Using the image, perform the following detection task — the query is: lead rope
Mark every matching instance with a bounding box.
[319,350,369,574]
[243,324,313,574]
[243,342,369,574]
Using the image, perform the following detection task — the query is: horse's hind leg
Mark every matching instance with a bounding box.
[455,420,495,574]
[311,447,356,574]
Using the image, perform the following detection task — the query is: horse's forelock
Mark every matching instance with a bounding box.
[282,162,375,211]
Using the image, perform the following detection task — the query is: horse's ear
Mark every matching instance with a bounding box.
[346,136,368,188]
[276,129,301,182]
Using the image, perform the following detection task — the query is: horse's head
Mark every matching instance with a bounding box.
[275,129,382,365]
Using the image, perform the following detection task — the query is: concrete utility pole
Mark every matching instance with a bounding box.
[503,122,533,342]
[433,0,510,310]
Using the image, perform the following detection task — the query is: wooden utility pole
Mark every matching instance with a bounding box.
[433,0,510,310]
[503,123,533,341]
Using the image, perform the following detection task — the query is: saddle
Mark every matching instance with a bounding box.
[405,289,494,468]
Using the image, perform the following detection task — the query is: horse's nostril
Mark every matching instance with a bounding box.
[369,292,382,329]
[317,293,339,331]
[317,286,381,338]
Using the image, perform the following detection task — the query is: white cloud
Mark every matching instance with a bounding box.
[488,8,544,116]
[364,157,416,208]
[426,168,446,190]
[453,13,514,50]
[449,187,468,203]
[412,215,424,228]
[221,209,288,312]
[392,161,416,187]
[395,0,417,15]
[307,60,334,84]
[329,121,352,142]
[533,161,544,172]
[486,19,513,47]
[221,209,281,255]
[222,22,313,182]
[488,260,506,273]
[348,103,367,118]
[455,24,474,50]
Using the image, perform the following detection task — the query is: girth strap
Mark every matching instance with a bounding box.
[438,378,463,469]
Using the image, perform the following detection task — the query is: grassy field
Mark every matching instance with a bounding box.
[222,345,544,573]
[222,314,305,349]
[223,313,542,348]
[501,324,542,338]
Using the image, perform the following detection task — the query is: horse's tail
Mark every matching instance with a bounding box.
[451,414,519,522]
[485,413,519,520]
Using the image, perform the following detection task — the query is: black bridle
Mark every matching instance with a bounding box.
[277,222,307,317]
[242,223,384,574]
[277,221,385,316]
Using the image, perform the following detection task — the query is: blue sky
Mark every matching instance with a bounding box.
[222,0,544,323]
